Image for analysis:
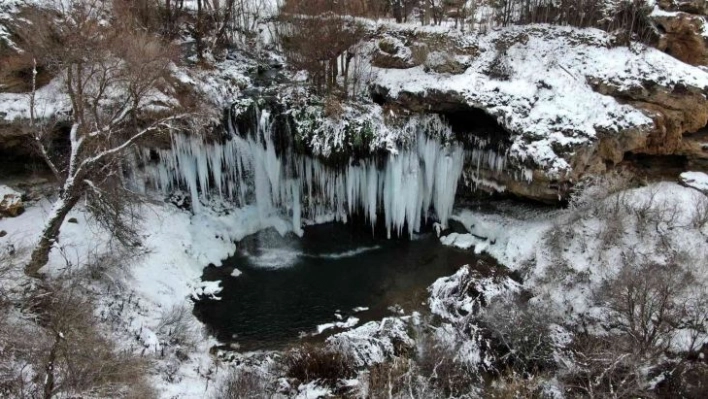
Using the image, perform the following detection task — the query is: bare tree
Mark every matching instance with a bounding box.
[280,1,367,96]
[15,0,195,277]
[598,255,699,357]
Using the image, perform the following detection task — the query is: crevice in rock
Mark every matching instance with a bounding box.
[622,152,689,179]
[436,106,511,150]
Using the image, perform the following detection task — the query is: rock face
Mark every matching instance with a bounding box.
[0,185,23,217]
[652,1,708,66]
[366,24,708,202]
[652,11,708,65]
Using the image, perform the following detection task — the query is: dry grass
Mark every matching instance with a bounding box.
[284,344,356,385]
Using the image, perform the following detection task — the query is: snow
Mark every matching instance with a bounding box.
[0,184,21,209]
[0,78,68,121]
[192,280,222,300]
[327,316,415,367]
[295,381,332,399]
[440,182,708,351]
[439,232,476,250]
[680,171,708,193]
[138,107,466,238]
[0,193,293,398]
[428,265,521,324]
[373,24,708,177]
[314,316,360,335]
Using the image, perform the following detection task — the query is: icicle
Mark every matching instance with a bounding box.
[138,110,468,236]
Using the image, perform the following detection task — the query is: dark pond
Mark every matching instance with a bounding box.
[193,222,478,351]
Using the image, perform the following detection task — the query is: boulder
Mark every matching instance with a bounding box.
[652,12,708,65]
[371,37,420,69]
[0,185,23,217]
[658,0,708,15]
[424,51,468,74]
[679,171,708,193]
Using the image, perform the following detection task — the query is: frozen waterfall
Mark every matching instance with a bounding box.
[138,110,466,238]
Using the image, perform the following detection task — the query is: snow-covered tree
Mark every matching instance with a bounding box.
[19,0,196,277]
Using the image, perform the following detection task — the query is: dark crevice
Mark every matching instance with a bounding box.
[622,152,689,179]
[436,106,511,150]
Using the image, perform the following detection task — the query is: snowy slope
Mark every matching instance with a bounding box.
[441,182,708,350]
[0,192,293,398]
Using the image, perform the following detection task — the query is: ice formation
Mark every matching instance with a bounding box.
[138,107,466,238]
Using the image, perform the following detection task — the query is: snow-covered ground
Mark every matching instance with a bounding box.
[440,181,708,350]
[0,188,294,398]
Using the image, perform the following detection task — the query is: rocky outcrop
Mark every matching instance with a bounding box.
[366,24,708,203]
[657,0,708,15]
[652,11,708,65]
[591,79,708,154]
[651,1,708,66]
[371,37,421,69]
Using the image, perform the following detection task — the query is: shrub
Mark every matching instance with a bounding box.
[597,256,698,356]
[481,302,557,375]
[284,344,356,385]
[0,276,155,399]
[416,329,481,397]
[564,334,651,399]
[215,368,276,399]
[485,372,549,399]
[367,358,431,398]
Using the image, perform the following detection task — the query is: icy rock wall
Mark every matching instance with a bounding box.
[138,109,466,238]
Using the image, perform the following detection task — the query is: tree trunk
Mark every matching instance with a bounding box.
[25,193,80,277]
[196,0,204,63]
[43,333,62,399]
[343,52,352,98]
[393,1,403,23]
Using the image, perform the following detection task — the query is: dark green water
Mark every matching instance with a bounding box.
[193,222,478,350]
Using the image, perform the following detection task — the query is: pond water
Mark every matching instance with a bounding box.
[193,222,479,351]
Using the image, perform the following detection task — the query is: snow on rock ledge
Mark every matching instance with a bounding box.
[370,24,708,198]
[680,171,708,193]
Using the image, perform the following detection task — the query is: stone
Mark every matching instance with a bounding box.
[0,185,23,217]
[652,12,708,65]
[371,37,420,69]
[67,217,78,224]
[424,51,467,74]
[0,230,6,238]
[658,0,708,15]
[679,171,708,193]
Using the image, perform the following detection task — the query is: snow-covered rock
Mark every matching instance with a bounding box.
[326,317,415,367]
[368,23,708,201]
[428,264,521,324]
[0,185,23,217]
[680,171,708,193]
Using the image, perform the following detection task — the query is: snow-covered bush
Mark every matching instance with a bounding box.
[481,301,558,374]
[284,344,356,386]
[416,327,483,397]
[366,358,433,398]
[214,367,278,399]
[0,274,155,399]
[595,255,708,357]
